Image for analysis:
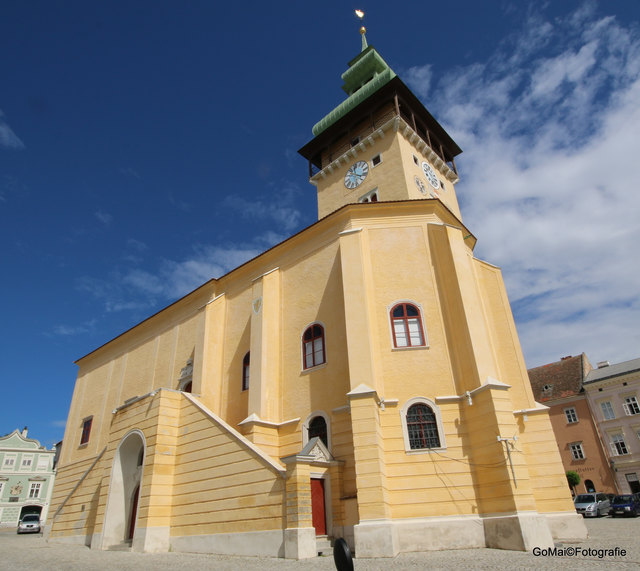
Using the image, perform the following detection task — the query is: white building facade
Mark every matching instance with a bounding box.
[0,429,56,528]
[584,358,640,494]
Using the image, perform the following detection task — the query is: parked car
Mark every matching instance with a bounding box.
[17,514,41,534]
[574,493,610,517]
[609,494,640,517]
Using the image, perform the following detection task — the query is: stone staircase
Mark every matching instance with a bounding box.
[106,540,132,551]
[316,535,333,556]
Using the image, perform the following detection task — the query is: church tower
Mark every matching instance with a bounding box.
[48,14,587,561]
[299,25,462,220]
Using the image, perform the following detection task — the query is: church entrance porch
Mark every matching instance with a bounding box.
[101,431,145,550]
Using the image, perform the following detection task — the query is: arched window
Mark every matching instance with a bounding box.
[303,324,325,369]
[390,303,426,348]
[400,398,445,452]
[585,479,595,493]
[308,416,328,447]
[406,403,440,449]
[242,352,250,391]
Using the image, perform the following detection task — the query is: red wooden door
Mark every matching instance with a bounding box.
[128,485,140,540]
[311,478,326,536]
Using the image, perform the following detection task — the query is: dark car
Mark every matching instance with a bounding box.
[17,514,41,534]
[609,494,640,517]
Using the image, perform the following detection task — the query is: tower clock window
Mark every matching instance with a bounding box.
[359,188,379,203]
[371,154,382,167]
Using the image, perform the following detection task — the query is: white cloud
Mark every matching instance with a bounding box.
[77,241,265,314]
[50,320,96,337]
[0,110,24,149]
[408,3,640,367]
[95,210,113,226]
[224,181,303,233]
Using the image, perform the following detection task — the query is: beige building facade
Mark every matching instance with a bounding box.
[528,354,619,495]
[48,39,586,558]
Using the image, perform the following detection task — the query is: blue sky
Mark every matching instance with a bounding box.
[1,1,639,448]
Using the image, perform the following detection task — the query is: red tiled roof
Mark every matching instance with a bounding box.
[527,354,592,403]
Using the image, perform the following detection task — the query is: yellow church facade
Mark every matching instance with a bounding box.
[48,38,586,559]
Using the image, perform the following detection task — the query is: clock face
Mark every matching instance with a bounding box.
[422,161,440,189]
[344,161,369,189]
[414,176,427,195]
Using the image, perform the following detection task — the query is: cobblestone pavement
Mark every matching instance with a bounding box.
[1,517,639,570]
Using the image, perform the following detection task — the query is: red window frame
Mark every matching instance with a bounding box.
[390,303,425,348]
[303,324,326,370]
[242,352,250,391]
[80,417,93,445]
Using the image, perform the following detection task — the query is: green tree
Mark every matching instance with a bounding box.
[566,470,580,495]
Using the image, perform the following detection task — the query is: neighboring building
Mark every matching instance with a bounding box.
[0,428,56,528]
[528,354,618,495]
[48,30,585,558]
[584,358,640,494]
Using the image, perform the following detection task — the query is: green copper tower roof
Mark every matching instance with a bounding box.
[311,45,396,136]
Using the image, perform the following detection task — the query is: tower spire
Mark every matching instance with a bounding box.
[355,9,367,51]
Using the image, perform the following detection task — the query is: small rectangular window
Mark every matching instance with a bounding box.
[21,457,33,468]
[610,434,629,456]
[80,417,93,445]
[564,407,578,423]
[371,154,382,167]
[601,401,615,420]
[3,456,16,468]
[569,442,585,460]
[413,155,419,165]
[29,482,41,498]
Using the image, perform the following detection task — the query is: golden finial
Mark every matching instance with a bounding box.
[355,9,368,51]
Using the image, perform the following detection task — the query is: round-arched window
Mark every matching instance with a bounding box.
[308,416,328,447]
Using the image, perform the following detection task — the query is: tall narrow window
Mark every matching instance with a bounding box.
[308,416,328,447]
[564,407,578,423]
[623,396,640,416]
[601,401,615,420]
[303,324,325,369]
[406,403,440,449]
[29,482,41,498]
[80,417,93,445]
[390,303,426,348]
[242,352,250,391]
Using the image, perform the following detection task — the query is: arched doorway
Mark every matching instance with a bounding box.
[19,505,42,519]
[102,431,145,548]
